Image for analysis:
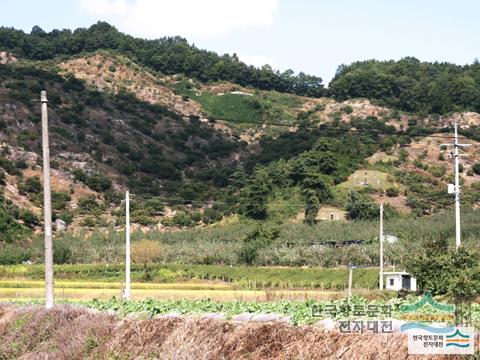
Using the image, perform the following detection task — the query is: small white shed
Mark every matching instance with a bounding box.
[384,271,417,291]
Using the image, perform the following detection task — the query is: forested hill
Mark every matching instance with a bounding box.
[0,22,325,97]
[2,23,480,246]
[3,23,480,116]
[329,57,480,115]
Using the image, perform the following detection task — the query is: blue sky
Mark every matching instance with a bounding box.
[1,0,479,83]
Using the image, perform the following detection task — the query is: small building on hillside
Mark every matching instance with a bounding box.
[317,206,346,221]
[384,271,417,292]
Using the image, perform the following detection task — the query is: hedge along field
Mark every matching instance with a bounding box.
[0,264,380,290]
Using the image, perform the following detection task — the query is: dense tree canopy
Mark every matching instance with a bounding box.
[330,57,480,115]
[0,22,325,97]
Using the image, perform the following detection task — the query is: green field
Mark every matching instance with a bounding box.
[0,264,379,289]
[7,296,479,327]
[0,264,384,302]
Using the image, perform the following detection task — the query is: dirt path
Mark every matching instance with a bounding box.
[0,304,464,360]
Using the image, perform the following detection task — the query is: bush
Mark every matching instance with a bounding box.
[85,173,112,192]
[80,216,107,227]
[18,209,40,228]
[238,224,280,265]
[429,165,446,178]
[0,156,21,176]
[14,159,28,169]
[385,187,399,197]
[202,208,222,224]
[132,210,157,226]
[131,240,162,267]
[72,169,87,182]
[78,196,100,214]
[56,210,74,225]
[345,190,379,220]
[52,191,71,210]
[53,240,73,264]
[162,212,197,228]
[0,244,31,264]
[472,162,480,175]
[19,176,41,194]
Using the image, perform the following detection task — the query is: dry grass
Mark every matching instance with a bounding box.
[0,280,233,290]
[0,286,342,302]
[0,304,463,360]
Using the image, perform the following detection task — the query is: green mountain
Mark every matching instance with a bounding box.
[1,24,480,262]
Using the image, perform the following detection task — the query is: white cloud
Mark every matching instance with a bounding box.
[237,54,276,68]
[79,0,279,39]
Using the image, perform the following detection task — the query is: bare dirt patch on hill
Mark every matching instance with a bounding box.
[59,53,201,117]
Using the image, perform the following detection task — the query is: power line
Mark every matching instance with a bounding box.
[124,191,461,209]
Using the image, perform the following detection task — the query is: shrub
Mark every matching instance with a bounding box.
[52,191,71,210]
[0,156,21,176]
[19,176,41,194]
[170,212,197,228]
[202,208,222,224]
[429,165,446,178]
[132,210,157,226]
[144,198,164,216]
[85,173,112,192]
[385,187,399,197]
[0,244,31,265]
[72,169,87,183]
[53,240,73,264]
[18,209,40,228]
[346,190,379,220]
[472,162,480,175]
[14,159,28,169]
[80,215,107,227]
[0,206,27,243]
[56,210,74,225]
[131,240,162,268]
[340,105,353,114]
[238,224,280,265]
[78,196,100,214]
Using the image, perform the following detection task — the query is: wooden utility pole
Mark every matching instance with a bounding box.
[41,91,54,309]
[379,202,384,290]
[123,190,131,300]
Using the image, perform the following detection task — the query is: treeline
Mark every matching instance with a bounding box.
[0,22,325,97]
[329,57,480,115]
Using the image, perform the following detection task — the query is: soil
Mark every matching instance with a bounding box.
[0,304,464,360]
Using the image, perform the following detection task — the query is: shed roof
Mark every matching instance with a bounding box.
[383,271,411,276]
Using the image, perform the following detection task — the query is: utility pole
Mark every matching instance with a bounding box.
[379,202,384,290]
[348,266,353,301]
[454,122,461,250]
[41,91,54,309]
[442,121,471,250]
[123,190,131,300]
